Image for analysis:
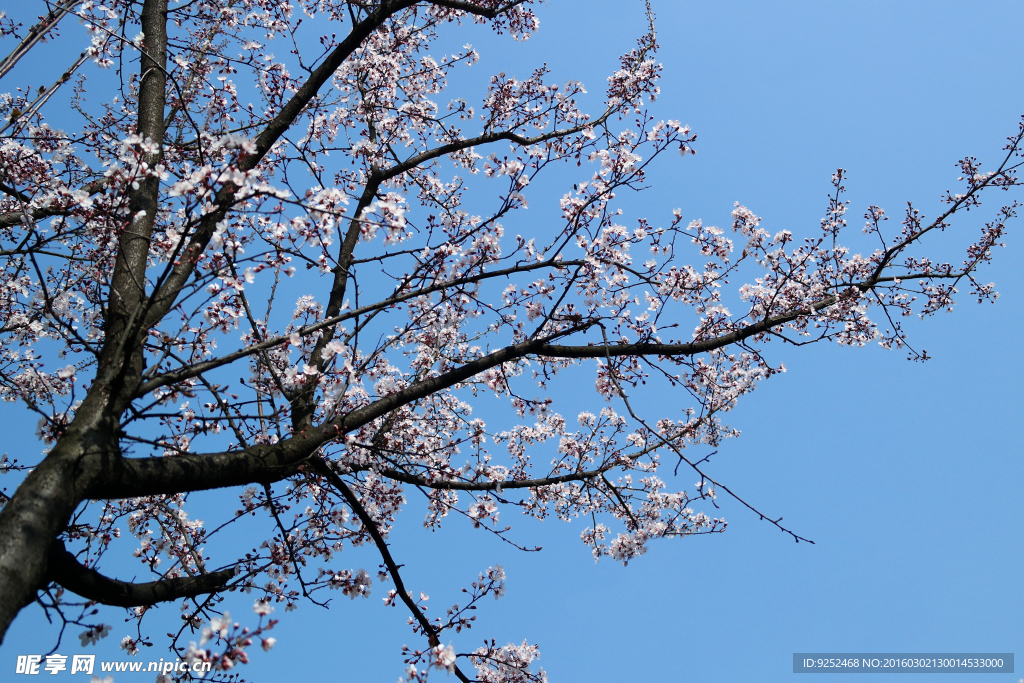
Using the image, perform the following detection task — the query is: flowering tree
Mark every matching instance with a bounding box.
[0,0,1020,680]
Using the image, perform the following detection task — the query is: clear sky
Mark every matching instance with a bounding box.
[2,2,1022,682]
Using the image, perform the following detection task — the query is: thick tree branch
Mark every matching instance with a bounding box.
[422,0,531,17]
[0,178,107,229]
[47,540,234,608]
[101,0,170,411]
[0,405,120,643]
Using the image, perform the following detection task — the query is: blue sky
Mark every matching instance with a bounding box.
[2,1,1022,682]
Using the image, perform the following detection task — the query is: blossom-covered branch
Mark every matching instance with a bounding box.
[0,0,1019,679]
